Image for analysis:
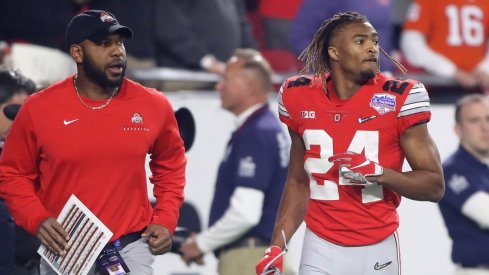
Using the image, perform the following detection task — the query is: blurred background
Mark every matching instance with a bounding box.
[1,0,487,274]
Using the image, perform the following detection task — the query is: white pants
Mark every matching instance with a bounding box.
[299,227,401,275]
[40,238,155,275]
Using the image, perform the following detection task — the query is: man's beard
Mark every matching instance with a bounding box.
[359,68,376,82]
[82,56,126,89]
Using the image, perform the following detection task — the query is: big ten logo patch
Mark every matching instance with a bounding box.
[300,111,316,119]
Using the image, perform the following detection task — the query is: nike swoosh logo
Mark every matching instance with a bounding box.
[374,261,392,270]
[63,119,79,125]
[358,115,377,124]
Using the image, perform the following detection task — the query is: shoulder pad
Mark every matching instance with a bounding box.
[381,79,415,95]
[286,76,312,88]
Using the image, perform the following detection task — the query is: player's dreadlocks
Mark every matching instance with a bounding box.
[299,11,407,90]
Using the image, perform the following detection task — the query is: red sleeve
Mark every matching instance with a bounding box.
[399,111,431,135]
[0,101,53,235]
[148,95,187,234]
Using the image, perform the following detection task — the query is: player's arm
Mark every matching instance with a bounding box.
[269,128,309,248]
[370,123,445,202]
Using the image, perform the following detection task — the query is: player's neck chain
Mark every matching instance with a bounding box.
[73,75,119,110]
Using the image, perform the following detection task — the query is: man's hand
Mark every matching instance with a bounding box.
[37,217,68,256]
[472,69,489,94]
[207,60,225,75]
[200,54,225,75]
[142,224,172,255]
[255,246,283,275]
[454,69,478,89]
[179,233,204,266]
[328,151,383,184]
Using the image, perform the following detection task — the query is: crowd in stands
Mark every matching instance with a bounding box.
[0,0,488,97]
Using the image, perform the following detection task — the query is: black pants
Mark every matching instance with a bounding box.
[0,199,15,274]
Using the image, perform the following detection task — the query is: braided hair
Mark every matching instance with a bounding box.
[299,11,406,90]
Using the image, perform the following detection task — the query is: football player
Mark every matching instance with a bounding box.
[256,11,445,275]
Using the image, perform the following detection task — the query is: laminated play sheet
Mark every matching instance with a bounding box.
[38,194,113,275]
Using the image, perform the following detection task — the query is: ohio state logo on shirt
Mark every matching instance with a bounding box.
[123,113,149,131]
[131,113,143,124]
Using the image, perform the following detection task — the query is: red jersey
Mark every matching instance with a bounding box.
[403,0,489,70]
[0,76,187,241]
[278,72,431,245]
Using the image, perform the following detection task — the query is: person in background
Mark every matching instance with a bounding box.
[258,0,302,50]
[257,0,302,52]
[438,94,489,275]
[248,0,303,73]
[256,11,444,275]
[179,48,291,275]
[0,67,36,145]
[290,0,395,73]
[0,186,14,274]
[401,0,489,92]
[153,0,257,74]
[0,67,40,275]
[0,10,187,275]
[0,67,36,275]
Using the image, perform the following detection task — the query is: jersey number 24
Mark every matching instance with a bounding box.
[303,129,384,204]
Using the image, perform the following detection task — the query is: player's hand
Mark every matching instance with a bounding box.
[256,246,283,275]
[142,224,172,255]
[37,217,69,256]
[328,151,383,184]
